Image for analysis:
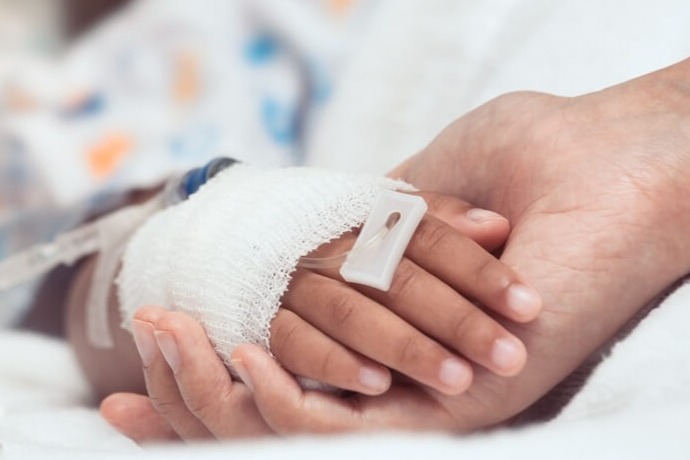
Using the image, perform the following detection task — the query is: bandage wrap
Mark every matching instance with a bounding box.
[118,165,410,367]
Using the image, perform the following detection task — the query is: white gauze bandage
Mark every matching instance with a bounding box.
[117,164,412,368]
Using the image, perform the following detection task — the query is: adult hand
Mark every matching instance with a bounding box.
[104,57,690,438]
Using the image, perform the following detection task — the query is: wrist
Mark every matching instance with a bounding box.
[625,58,690,260]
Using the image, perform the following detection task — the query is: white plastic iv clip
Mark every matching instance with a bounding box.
[339,190,427,291]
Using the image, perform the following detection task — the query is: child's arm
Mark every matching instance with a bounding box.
[96,190,539,441]
[67,190,539,401]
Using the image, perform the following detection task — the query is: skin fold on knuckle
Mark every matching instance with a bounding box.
[324,290,358,329]
[395,334,433,369]
[387,260,420,301]
[148,394,183,417]
[183,373,234,424]
[448,305,478,348]
[318,347,351,386]
[154,313,191,343]
[414,219,453,256]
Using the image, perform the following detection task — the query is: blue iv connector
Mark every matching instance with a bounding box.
[177,157,240,201]
[0,157,240,291]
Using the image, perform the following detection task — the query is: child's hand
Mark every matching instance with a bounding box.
[268,191,541,396]
[99,192,540,442]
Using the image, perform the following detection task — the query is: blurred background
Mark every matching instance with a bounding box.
[2,0,690,198]
[1,0,690,325]
[0,0,132,54]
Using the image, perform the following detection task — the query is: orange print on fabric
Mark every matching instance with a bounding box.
[87,132,133,180]
[173,50,200,106]
[329,0,354,15]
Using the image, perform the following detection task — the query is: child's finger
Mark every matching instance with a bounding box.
[413,191,510,252]
[282,269,473,395]
[131,307,213,440]
[150,310,274,439]
[303,192,508,263]
[231,344,368,434]
[405,215,542,323]
[100,393,180,443]
[358,258,527,376]
[302,192,523,323]
[270,309,391,395]
[302,213,531,376]
[232,344,456,435]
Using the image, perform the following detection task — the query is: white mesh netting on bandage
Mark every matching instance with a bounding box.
[117,164,409,367]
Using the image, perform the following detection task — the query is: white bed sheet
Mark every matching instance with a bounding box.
[2,280,690,459]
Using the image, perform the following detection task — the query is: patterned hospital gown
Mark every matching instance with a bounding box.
[0,0,373,326]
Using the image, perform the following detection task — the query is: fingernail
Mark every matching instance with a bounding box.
[232,358,253,392]
[491,337,524,372]
[155,331,180,374]
[132,320,156,368]
[466,208,504,223]
[359,366,390,393]
[506,283,541,319]
[439,358,471,392]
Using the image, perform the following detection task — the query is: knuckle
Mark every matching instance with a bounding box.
[186,377,232,422]
[149,394,180,416]
[450,306,479,345]
[325,291,357,327]
[155,311,201,337]
[388,260,419,300]
[319,347,341,378]
[154,313,184,335]
[186,393,218,421]
[415,219,452,254]
[396,334,430,366]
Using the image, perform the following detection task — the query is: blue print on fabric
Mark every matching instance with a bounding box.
[308,62,333,105]
[261,97,298,146]
[245,33,279,65]
[169,124,219,159]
